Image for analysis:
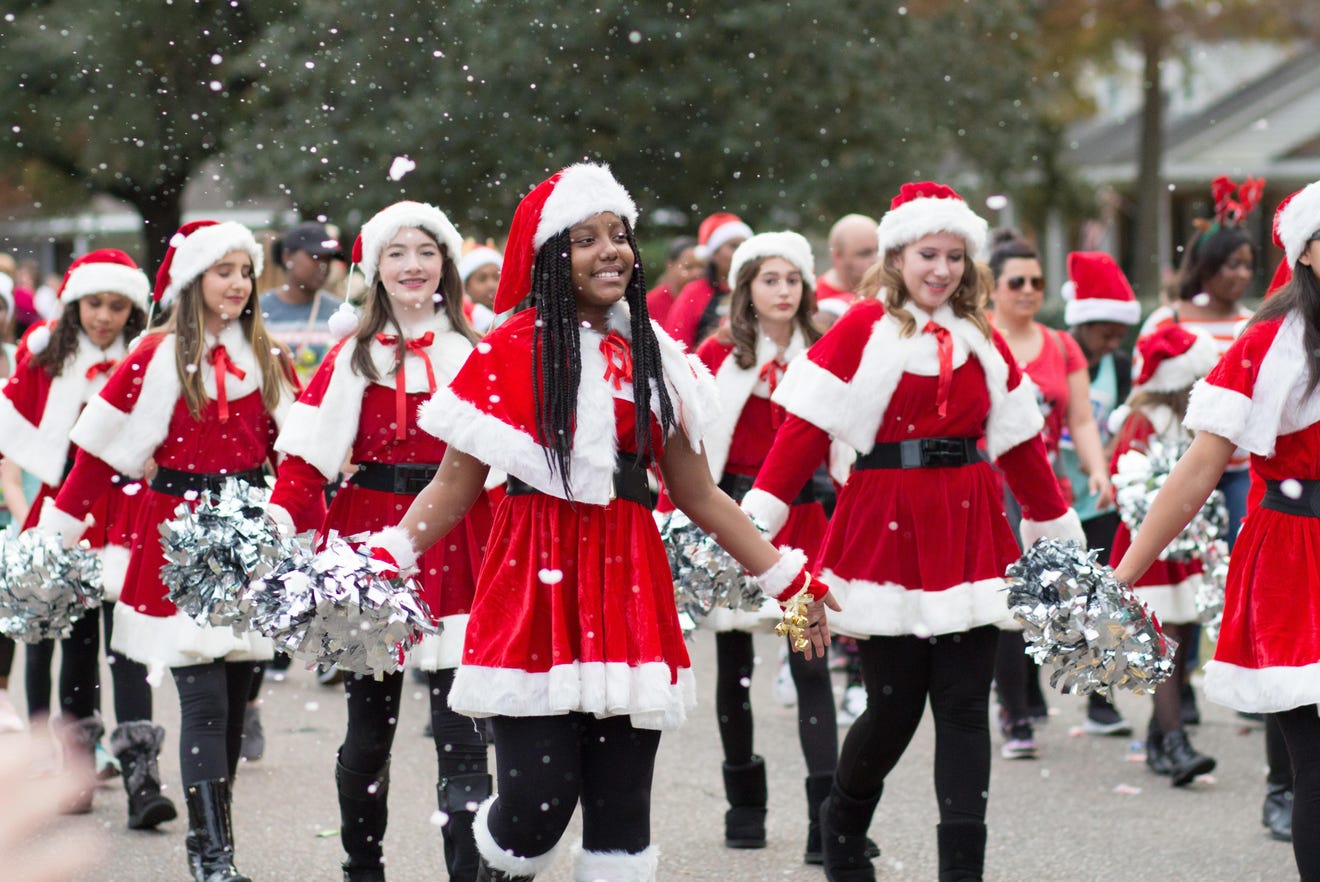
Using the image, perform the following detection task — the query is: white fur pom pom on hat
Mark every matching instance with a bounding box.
[326,302,360,338]
[25,323,51,355]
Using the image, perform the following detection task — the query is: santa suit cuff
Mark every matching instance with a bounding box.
[265,503,296,536]
[36,499,92,549]
[741,488,790,537]
[1019,508,1086,549]
[756,547,809,604]
[365,525,420,573]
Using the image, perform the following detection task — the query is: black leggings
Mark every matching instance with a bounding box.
[1273,706,1320,881]
[25,602,153,724]
[836,626,998,823]
[486,714,660,857]
[0,635,13,680]
[339,668,487,776]
[714,631,836,773]
[172,660,257,787]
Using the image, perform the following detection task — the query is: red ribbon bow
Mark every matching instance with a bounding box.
[758,358,788,427]
[600,332,633,391]
[84,359,118,381]
[923,321,953,420]
[209,345,247,423]
[376,331,437,441]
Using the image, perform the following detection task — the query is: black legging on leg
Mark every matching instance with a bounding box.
[836,626,997,822]
[102,601,152,723]
[427,668,488,775]
[1265,713,1294,787]
[0,635,14,679]
[339,669,488,776]
[25,607,101,721]
[994,630,1030,723]
[172,660,255,787]
[1273,705,1320,881]
[487,713,660,857]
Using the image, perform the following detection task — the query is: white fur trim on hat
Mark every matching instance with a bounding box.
[534,163,638,249]
[358,201,464,286]
[727,231,816,290]
[696,219,754,260]
[1138,331,1219,393]
[61,262,151,311]
[162,222,263,308]
[877,197,988,259]
[458,247,502,283]
[1064,297,1142,327]
[1277,179,1320,267]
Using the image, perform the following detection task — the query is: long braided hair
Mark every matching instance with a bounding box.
[531,219,676,500]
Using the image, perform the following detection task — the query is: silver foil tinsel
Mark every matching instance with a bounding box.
[159,478,287,629]
[1004,538,1176,699]
[659,511,763,632]
[0,527,103,643]
[242,533,436,676]
[1196,539,1229,643]
[1113,438,1230,562]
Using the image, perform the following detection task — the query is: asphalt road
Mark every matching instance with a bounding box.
[7,631,1299,881]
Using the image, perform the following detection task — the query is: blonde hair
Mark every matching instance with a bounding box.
[856,246,993,340]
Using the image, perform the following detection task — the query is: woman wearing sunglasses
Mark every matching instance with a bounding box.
[986,233,1114,760]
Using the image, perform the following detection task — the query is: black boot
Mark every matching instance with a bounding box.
[183,779,250,882]
[1160,728,1216,786]
[439,773,491,882]
[1145,719,1170,776]
[722,755,767,848]
[821,780,880,882]
[338,756,389,882]
[804,772,833,865]
[475,858,534,881]
[111,721,178,830]
[937,820,986,882]
[59,715,105,814]
[1262,782,1294,842]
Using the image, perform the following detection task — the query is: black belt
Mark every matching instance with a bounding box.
[505,460,654,509]
[150,466,266,497]
[350,462,439,496]
[719,472,816,506]
[1261,480,1320,518]
[855,437,982,470]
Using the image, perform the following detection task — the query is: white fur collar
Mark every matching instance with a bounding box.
[366,310,471,393]
[705,326,805,480]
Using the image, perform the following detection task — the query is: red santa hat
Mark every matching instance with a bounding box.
[154,220,263,307]
[458,245,502,284]
[876,181,988,259]
[694,212,754,261]
[1265,190,1297,297]
[350,200,464,287]
[1276,180,1320,269]
[1061,252,1141,326]
[1134,324,1219,392]
[727,231,816,290]
[57,249,151,311]
[493,163,638,314]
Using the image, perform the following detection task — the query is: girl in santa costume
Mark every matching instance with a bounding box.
[268,201,493,882]
[458,244,502,334]
[1107,323,1220,784]
[1115,180,1320,882]
[662,211,753,347]
[363,163,836,882]
[38,221,301,882]
[0,249,169,823]
[691,231,848,863]
[741,182,1082,882]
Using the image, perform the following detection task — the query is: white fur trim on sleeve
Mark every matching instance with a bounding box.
[1183,378,1258,453]
[771,356,854,438]
[985,376,1046,460]
[1019,508,1085,549]
[740,488,791,537]
[36,498,92,548]
[756,546,808,603]
[68,339,180,478]
[474,796,563,875]
[366,525,419,572]
[266,503,295,535]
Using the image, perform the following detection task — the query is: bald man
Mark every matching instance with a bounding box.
[815,214,879,328]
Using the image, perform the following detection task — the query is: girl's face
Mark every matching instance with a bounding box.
[711,238,743,284]
[990,257,1044,322]
[569,212,633,320]
[1071,321,1129,363]
[748,256,803,329]
[892,232,966,312]
[200,250,256,326]
[380,227,444,316]
[465,263,500,309]
[78,293,134,349]
[1203,243,1253,306]
[1299,238,1320,280]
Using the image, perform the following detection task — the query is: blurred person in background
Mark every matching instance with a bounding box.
[664,212,753,347]
[645,235,701,328]
[459,244,503,334]
[814,214,879,329]
[260,220,347,380]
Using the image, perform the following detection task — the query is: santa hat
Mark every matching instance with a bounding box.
[1134,324,1219,392]
[727,231,816,291]
[1061,252,1141,326]
[57,249,150,311]
[154,220,263,307]
[1276,180,1320,269]
[876,181,988,259]
[694,212,754,261]
[1265,190,1296,297]
[350,201,464,287]
[493,163,638,314]
[458,245,502,284]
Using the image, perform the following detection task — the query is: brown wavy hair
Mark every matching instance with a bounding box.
[32,298,147,378]
[856,245,993,340]
[728,255,821,369]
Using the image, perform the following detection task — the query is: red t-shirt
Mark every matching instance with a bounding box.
[1020,323,1086,459]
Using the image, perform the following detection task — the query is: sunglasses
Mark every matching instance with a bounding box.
[1005,275,1045,292]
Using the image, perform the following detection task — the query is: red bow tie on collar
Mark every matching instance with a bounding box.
[84,359,118,381]
[922,321,953,420]
[376,331,437,441]
[209,345,247,423]
[600,332,633,391]
[758,358,788,427]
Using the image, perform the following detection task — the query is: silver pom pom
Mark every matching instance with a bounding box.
[243,533,436,676]
[1113,438,1229,562]
[658,511,764,633]
[159,478,286,629]
[0,527,103,642]
[1005,538,1176,699]
[1196,539,1228,643]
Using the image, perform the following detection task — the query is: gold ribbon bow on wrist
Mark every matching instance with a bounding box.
[774,572,814,652]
